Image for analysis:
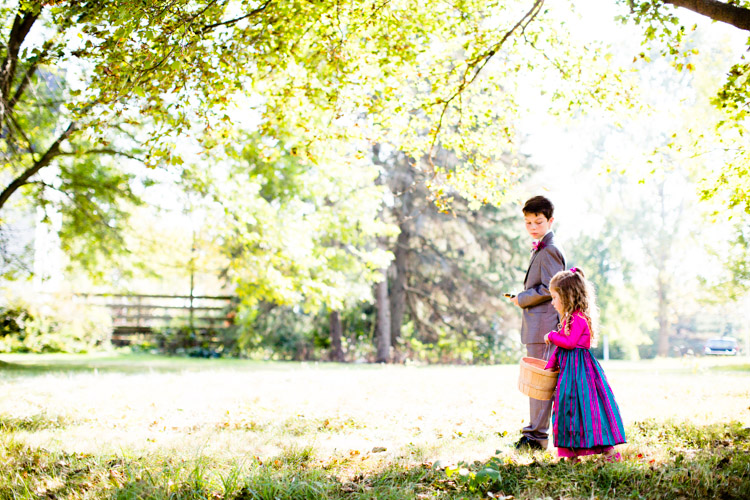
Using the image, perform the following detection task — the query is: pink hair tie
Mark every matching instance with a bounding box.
[570,267,578,274]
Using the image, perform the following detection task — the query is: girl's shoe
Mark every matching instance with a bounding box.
[604,452,622,463]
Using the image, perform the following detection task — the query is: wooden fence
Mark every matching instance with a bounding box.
[80,293,236,347]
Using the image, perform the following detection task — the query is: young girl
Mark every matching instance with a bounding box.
[543,267,626,462]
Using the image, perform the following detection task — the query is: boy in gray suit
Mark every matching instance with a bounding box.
[509,196,566,450]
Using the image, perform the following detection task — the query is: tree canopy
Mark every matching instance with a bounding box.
[2,0,749,225]
[0,0,623,212]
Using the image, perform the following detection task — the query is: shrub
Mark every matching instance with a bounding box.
[0,291,111,353]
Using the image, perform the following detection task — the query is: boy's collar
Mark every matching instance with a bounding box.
[536,229,553,242]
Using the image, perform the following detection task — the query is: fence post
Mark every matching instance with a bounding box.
[189,287,195,335]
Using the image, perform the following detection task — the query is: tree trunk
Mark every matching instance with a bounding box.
[389,227,409,347]
[329,310,344,362]
[656,181,670,357]
[376,269,391,363]
[656,273,670,357]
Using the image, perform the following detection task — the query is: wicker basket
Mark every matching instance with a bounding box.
[518,357,559,400]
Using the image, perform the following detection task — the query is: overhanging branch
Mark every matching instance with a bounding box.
[34,180,126,250]
[9,36,57,110]
[0,122,77,211]
[428,0,546,161]
[57,148,144,162]
[664,0,750,32]
[198,0,273,34]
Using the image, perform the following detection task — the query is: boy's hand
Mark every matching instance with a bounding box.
[510,296,519,307]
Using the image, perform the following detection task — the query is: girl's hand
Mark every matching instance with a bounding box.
[544,333,551,345]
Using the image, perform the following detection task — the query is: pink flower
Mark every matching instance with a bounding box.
[532,241,546,253]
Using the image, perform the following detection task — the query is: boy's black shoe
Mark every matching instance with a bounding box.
[514,436,543,450]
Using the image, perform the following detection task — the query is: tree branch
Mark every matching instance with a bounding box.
[0,9,41,108]
[8,37,56,110]
[428,0,545,161]
[404,284,439,341]
[8,63,38,110]
[664,0,750,32]
[198,0,273,35]
[56,148,144,162]
[34,180,126,251]
[404,284,463,333]
[0,122,77,211]
[3,104,37,156]
[137,0,272,80]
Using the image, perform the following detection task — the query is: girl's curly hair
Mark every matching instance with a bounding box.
[549,268,599,346]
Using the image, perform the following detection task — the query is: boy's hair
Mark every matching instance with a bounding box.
[522,196,554,220]
[549,268,599,346]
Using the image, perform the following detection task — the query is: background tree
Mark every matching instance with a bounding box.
[616,0,750,230]
[541,30,738,358]
[195,124,393,359]
[374,145,531,364]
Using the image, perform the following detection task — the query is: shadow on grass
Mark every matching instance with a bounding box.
[0,354,302,376]
[1,421,748,499]
[0,353,399,376]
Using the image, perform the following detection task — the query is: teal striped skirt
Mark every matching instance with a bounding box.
[553,348,626,451]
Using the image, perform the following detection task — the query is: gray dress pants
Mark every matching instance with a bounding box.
[521,342,554,448]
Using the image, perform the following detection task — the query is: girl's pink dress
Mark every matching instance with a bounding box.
[544,312,626,458]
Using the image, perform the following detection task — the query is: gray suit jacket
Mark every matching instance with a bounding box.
[518,231,566,344]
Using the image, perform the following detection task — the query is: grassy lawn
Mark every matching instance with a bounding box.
[1,353,749,499]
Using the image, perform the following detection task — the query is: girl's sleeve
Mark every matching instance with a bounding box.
[544,347,559,370]
[548,315,586,349]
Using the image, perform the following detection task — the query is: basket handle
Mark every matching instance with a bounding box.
[543,341,553,361]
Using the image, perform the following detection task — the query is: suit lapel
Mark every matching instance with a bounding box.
[523,249,537,286]
[524,231,555,287]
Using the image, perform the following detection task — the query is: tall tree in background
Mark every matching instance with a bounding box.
[2,1,749,262]
[623,174,687,357]
[328,310,344,362]
[554,21,748,357]
[375,265,391,363]
[375,146,530,363]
